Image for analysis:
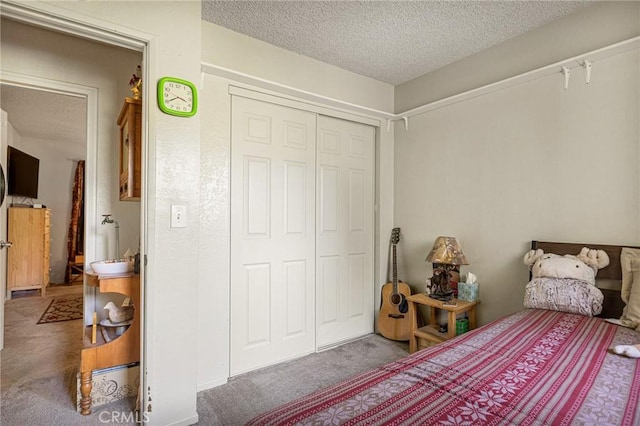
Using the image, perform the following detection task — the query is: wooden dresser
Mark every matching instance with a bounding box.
[7,207,50,298]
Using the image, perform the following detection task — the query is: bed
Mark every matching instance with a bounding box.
[248,241,640,425]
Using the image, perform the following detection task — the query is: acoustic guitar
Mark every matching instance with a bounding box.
[378,228,413,341]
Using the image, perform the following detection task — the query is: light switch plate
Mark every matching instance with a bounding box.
[171,205,187,228]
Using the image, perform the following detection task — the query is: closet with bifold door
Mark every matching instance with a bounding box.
[230,95,375,375]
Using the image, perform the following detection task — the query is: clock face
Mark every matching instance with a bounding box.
[157,77,198,117]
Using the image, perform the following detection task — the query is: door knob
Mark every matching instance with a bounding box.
[0,240,12,249]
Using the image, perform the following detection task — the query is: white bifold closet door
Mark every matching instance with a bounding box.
[316,116,375,348]
[230,97,375,375]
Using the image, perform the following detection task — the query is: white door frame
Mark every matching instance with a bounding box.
[0,72,99,296]
[0,109,7,350]
[0,1,152,418]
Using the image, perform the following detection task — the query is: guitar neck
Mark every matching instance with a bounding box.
[392,244,398,290]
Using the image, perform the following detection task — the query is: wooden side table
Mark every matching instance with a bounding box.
[407,293,479,353]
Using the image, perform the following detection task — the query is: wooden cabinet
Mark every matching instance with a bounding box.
[7,207,51,297]
[117,97,141,201]
[80,272,140,415]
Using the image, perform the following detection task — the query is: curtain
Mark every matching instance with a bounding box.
[65,160,85,283]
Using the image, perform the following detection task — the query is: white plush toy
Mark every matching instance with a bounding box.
[523,247,610,285]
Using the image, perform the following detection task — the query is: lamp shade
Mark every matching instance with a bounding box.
[425,236,469,265]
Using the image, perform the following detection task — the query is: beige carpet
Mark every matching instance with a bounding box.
[1,284,136,425]
[196,334,410,425]
[3,285,409,425]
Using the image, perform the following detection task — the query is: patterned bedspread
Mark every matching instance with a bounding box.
[248,309,640,425]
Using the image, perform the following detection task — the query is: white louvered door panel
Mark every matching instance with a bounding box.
[316,115,375,348]
[230,96,317,375]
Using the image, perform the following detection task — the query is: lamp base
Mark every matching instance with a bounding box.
[428,267,455,301]
[429,291,454,301]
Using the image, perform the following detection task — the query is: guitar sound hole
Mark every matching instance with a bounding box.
[390,293,402,305]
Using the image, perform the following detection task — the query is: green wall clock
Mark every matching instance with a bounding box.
[157,76,198,117]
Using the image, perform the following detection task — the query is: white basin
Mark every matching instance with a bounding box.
[91,259,132,275]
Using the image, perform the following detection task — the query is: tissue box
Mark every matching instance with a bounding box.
[458,282,479,302]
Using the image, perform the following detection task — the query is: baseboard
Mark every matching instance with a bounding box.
[163,414,199,426]
[197,377,228,392]
[316,332,374,352]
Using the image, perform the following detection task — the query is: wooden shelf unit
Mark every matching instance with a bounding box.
[7,207,50,298]
[80,272,140,415]
[407,293,479,353]
[117,97,142,201]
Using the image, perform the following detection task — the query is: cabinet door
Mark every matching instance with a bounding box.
[118,98,142,201]
[7,208,45,289]
[119,120,131,198]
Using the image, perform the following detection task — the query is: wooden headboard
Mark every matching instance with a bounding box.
[530,241,640,318]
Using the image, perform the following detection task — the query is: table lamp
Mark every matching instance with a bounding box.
[426,236,469,301]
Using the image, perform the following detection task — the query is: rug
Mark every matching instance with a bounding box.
[37,296,83,324]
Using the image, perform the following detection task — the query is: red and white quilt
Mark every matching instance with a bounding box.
[249,309,640,425]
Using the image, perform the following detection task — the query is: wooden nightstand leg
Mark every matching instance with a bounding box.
[80,371,93,415]
[447,311,456,339]
[429,306,436,327]
[409,301,417,353]
[469,307,477,330]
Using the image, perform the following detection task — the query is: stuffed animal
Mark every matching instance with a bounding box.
[523,247,610,285]
[613,344,640,358]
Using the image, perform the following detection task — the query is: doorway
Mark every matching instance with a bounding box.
[1,84,87,290]
[0,17,143,417]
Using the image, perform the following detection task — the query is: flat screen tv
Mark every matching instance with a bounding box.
[7,146,39,199]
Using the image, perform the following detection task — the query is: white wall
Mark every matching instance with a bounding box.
[394,47,640,326]
[198,21,395,391]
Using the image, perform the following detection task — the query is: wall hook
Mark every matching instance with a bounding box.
[582,60,592,84]
[403,116,409,131]
[561,67,571,90]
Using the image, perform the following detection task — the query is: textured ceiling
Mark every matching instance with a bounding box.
[1,85,86,146]
[3,1,592,144]
[202,0,592,85]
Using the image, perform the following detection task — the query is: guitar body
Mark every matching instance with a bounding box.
[378,280,413,341]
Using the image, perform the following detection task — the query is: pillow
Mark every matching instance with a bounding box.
[619,247,640,331]
[524,278,604,316]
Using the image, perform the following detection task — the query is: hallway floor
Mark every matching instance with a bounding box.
[1,283,136,425]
